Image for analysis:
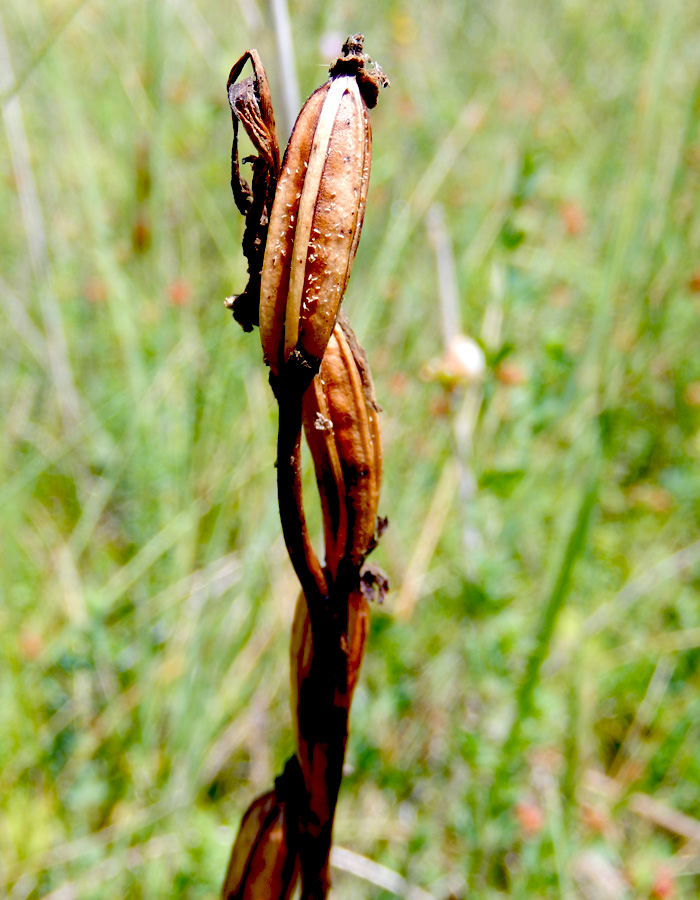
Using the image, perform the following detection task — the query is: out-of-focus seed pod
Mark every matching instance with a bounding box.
[221,790,298,900]
[303,317,382,571]
[260,41,382,376]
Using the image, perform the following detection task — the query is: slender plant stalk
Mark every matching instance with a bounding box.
[221,36,387,900]
[275,379,329,608]
[269,0,300,142]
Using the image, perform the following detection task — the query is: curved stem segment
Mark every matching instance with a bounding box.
[276,380,329,609]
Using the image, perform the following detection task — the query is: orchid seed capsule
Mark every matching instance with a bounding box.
[302,317,382,572]
[260,39,386,377]
[221,790,298,900]
[289,588,370,806]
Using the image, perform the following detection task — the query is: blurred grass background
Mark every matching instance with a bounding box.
[3,0,700,897]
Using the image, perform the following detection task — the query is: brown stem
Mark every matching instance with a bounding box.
[276,376,339,900]
[276,370,378,899]
[276,377,328,609]
[296,632,351,900]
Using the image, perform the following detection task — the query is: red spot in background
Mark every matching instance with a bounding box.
[560,201,586,236]
[168,280,191,306]
[388,372,409,396]
[651,864,675,900]
[515,800,545,837]
[580,803,610,836]
[497,361,527,386]
[84,277,107,304]
[20,629,44,660]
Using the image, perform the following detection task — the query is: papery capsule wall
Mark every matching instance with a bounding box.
[221,791,299,900]
[259,74,372,376]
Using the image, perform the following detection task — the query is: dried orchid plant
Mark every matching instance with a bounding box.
[221,35,389,900]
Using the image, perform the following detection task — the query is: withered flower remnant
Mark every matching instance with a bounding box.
[226,50,281,333]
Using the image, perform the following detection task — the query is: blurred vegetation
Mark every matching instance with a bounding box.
[2,0,700,897]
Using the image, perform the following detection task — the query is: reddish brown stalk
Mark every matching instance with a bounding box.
[291,586,370,900]
[275,375,329,609]
[222,35,388,900]
[274,372,361,897]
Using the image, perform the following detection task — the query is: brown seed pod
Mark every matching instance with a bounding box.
[259,58,374,376]
[289,588,370,805]
[303,317,382,572]
[301,371,348,580]
[221,790,298,900]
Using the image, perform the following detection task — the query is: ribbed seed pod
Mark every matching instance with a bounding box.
[303,318,382,571]
[259,68,372,376]
[289,589,370,793]
[221,790,298,900]
[301,371,347,580]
